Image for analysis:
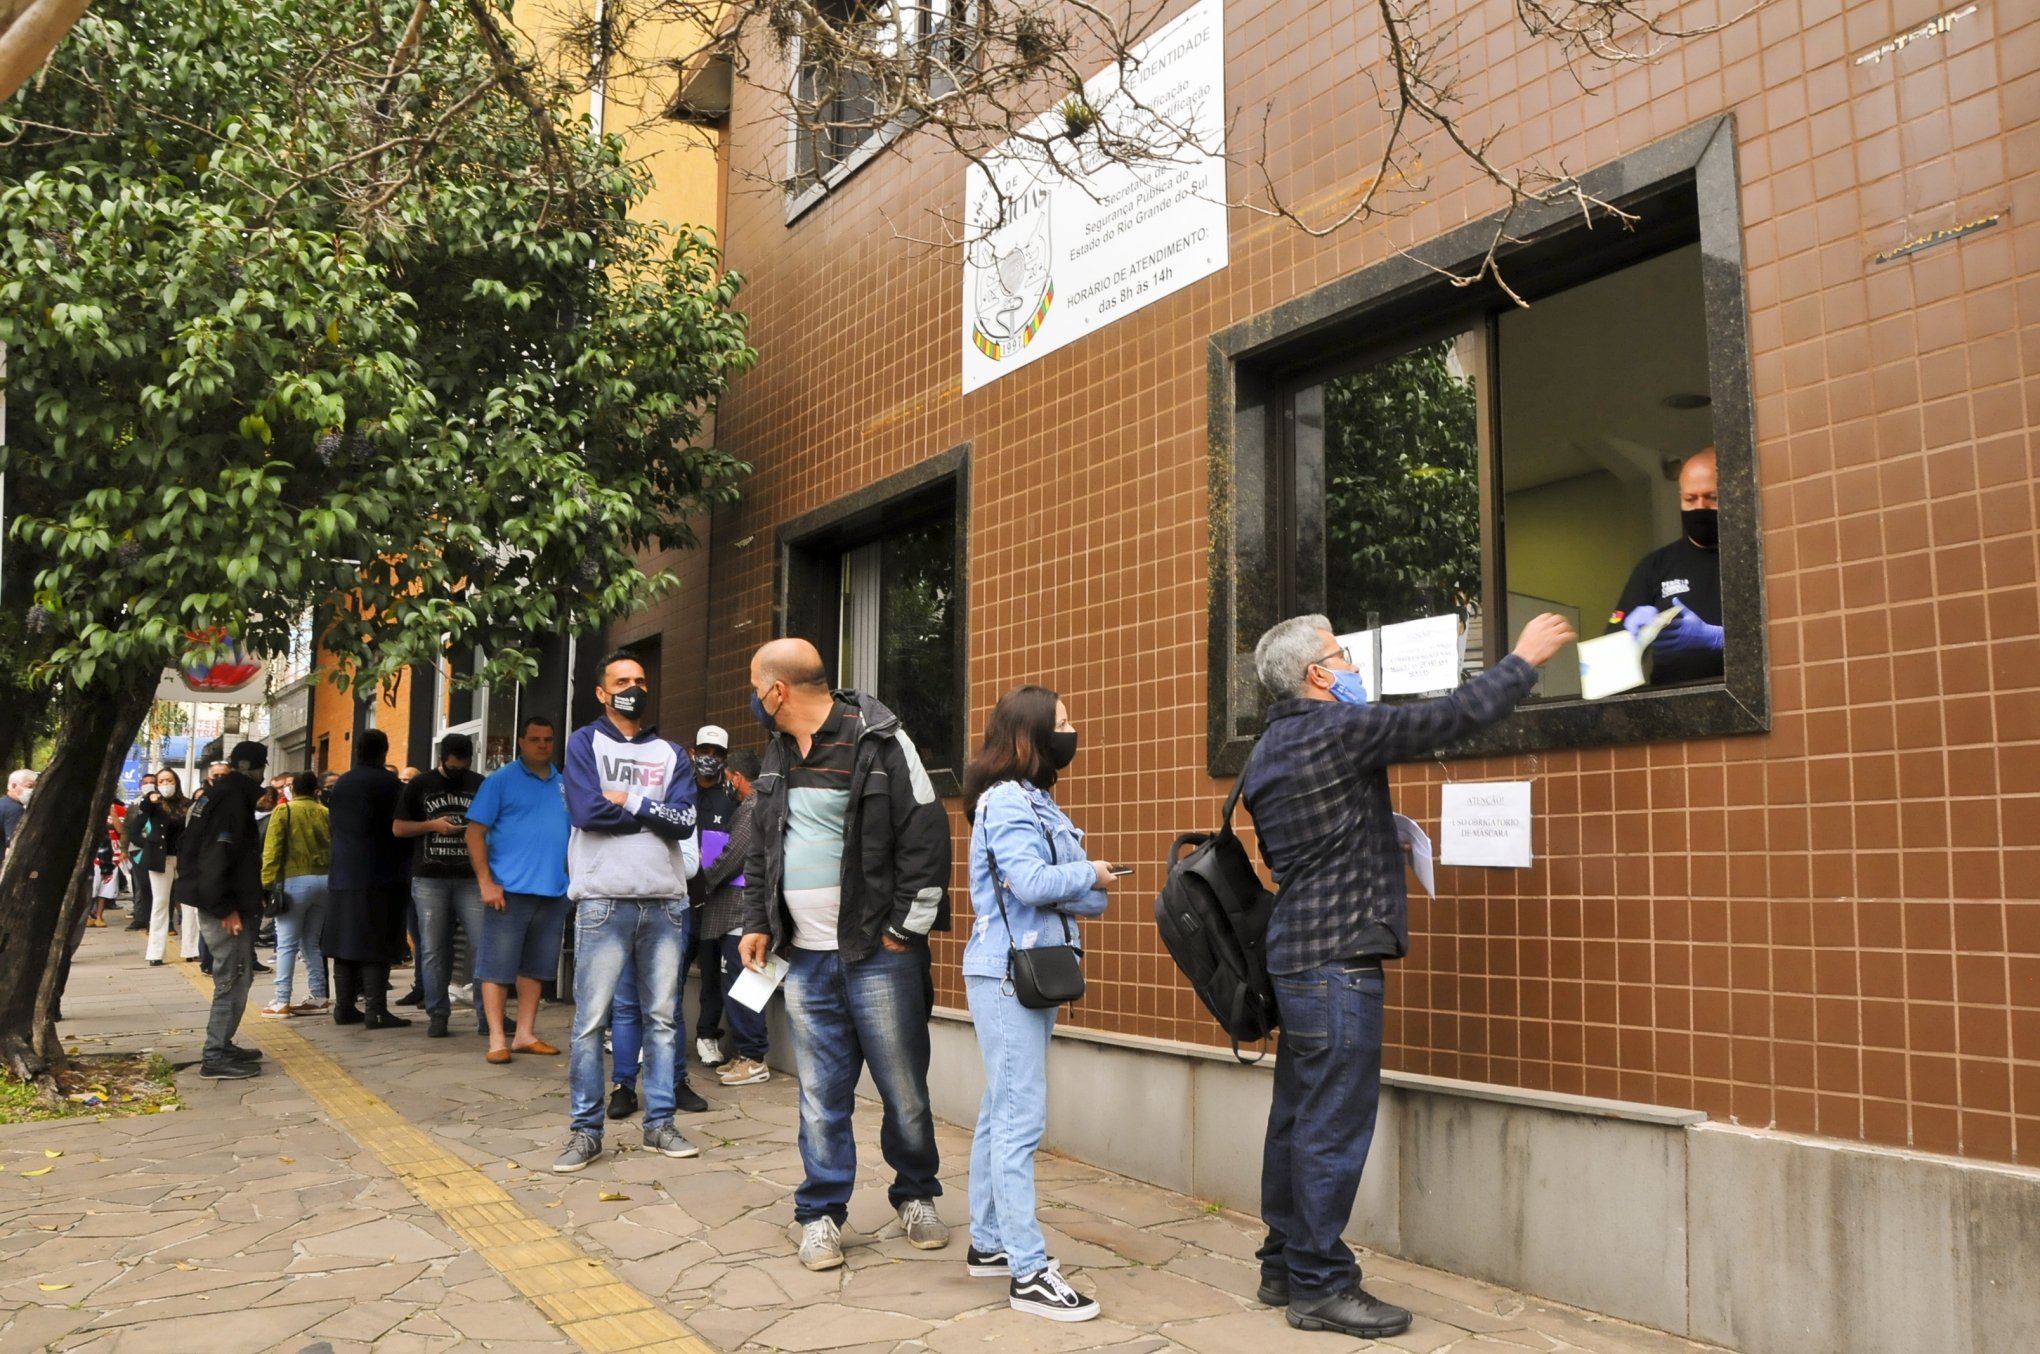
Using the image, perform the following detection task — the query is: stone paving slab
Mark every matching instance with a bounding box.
[3,926,1742,1354]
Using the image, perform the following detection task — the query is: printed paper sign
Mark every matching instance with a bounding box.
[1438,781,1533,868]
[729,954,791,1013]
[1335,629,1377,696]
[1378,614,1462,695]
[961,0,1227,393]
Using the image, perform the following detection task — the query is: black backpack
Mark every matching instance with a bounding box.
[1154,779,1280,1059]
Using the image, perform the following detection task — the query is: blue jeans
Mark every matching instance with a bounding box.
[1257,961,1386,1302]
[414,875,487,1025]
[782,945,941,1225]
[965,974,1058,1277]
[720,934,768,1060]
[273,874,330,1005]
[611,960,642,1090]
[569,899,689,1136]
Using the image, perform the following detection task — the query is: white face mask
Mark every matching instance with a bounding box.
[20,788,31,805]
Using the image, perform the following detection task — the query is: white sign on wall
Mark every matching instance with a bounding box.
[1438,781,1534,869]
[960,0,1228,393]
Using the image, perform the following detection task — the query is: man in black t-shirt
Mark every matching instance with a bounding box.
[397,732,488,1038]
[1610,447,1725,685]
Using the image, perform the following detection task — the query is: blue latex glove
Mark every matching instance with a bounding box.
[1653,607,1723,656]
[1621,605,1660,639]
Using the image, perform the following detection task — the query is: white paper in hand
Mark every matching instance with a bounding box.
[1393,813,1436,896]
[729,954,791,1012]
[1577,630,1646,700]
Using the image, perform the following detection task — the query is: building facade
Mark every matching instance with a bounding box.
[630,1,2039,1349]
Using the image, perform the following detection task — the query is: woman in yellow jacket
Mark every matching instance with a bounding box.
[260,771,333,1017]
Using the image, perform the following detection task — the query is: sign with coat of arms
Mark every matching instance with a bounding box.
[961,0,1227,394]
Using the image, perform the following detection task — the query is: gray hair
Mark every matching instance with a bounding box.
[7,769,36,793]
[1255,615,1333,701]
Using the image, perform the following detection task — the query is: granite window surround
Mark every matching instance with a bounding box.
[1206,115,1767,777]
[772,442,972,795]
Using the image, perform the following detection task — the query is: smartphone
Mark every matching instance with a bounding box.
[1108,866,1135,877]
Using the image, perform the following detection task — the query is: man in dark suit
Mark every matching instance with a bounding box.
[323,730,413,1028]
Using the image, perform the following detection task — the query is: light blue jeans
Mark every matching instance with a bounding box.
[273,873,330,1005]
[569,899,689,1137]
[965,974,1058,1277]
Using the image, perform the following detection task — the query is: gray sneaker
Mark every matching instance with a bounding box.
[644,1124,700,1159]
[799,1216,844,1271]
[553,1132,603,1174]
[897,1197,950,1250]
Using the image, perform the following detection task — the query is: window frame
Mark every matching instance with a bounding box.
[783,0,978,223]
[773,443,972,793]
[1205,115,1766,776]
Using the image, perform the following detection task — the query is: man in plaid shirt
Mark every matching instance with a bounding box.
[1240,610,1574,1338]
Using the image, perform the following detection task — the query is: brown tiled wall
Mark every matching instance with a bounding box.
[671,0,2040,1163]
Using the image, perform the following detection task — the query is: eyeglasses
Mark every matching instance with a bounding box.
[1316,646,1355,669]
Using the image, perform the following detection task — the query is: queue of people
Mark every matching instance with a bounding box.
[71,600,1583,1333]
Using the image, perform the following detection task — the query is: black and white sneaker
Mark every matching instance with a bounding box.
[1009,1263,1099,1322]
[965,1245,1010,1277]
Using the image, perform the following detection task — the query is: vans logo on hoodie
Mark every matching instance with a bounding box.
[602,756,669,787]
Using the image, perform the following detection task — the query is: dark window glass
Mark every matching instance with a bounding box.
[876,516,958,773]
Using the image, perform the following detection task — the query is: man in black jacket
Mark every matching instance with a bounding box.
[170,741,269,1080]
[738,638,953,1272]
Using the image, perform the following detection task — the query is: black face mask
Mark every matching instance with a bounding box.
[1046,730,1079,769]
[610,685,651,720]
[1682,507,1718,549]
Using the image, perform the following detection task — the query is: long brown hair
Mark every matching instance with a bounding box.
[961,685,1061,819]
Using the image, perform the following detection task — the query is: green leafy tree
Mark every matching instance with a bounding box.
[1322,337,1484,633]
[0,0,754,1078]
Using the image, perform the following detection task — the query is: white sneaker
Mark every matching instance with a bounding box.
[1009,1263,1099,1322]
[798,1216,844,1271]
[695,1035,724,1066]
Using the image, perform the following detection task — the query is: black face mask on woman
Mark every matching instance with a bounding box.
[1046,730,1079,769]
[1682,507,1719,549]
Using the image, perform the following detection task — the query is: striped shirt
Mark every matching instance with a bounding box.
[783,700,863,950]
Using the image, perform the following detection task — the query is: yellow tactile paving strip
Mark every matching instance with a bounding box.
[180,965,714,1353]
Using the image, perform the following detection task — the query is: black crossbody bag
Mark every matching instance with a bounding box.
[985,795,1086,1010]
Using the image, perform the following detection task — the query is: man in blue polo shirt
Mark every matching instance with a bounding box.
[465,714,572,1066]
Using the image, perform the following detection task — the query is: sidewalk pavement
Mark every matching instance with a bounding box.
[4,925,1737,1354]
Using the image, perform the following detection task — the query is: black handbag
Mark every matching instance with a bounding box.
[986,795,1086,1010]
[261,801,293,919]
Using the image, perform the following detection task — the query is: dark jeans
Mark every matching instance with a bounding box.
[690,924,727,1039]
[1257,960,1387,1302]
[719,934,768,1060]
[781,944,941,1225]
[130,865,153,929]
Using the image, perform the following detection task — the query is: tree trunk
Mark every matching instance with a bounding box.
[0,667,156,1083]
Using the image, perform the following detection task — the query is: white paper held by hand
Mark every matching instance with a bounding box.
[1577,630,1646,701]
[729,954,791,1012]
[1393,813,1436,896]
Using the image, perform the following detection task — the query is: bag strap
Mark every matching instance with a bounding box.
[275,799,294,882]
[1220,774,1247,830]
[981,786,1075,984]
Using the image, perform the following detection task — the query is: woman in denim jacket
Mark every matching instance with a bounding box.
[961,685,1116,1322]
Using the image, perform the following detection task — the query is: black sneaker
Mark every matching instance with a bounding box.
[607,1084,639,1121]
[364,1010,413,1029]
[966,1245,1010,1277]
[251,959,271,974]
[333,1007,365,1025]
[1009,1264,1099,1322]
[1285,1286,1412,1338]
[199,1060,260,1080]
[395,989,424,1007]
[1257,1275,1290,1306]
[427,1013,450,1038]
[674,1080,710,1114]
[223,1043,264,1062]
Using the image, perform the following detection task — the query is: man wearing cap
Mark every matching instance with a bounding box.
[171,741,270,1079]
[467,715,572,1064]
[685,725,734,1067]
[398,732,489,1039]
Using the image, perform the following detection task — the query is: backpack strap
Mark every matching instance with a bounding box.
[1220,776,1247,829]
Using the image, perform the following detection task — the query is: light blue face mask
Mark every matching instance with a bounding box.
[1326,668,1370,705]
